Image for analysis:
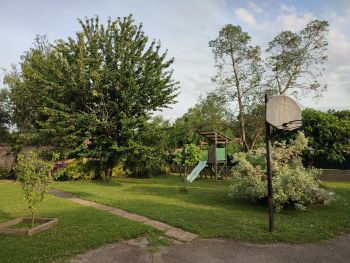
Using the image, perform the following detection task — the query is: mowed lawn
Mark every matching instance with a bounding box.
[0,180,160,263]
[54,175,350,243]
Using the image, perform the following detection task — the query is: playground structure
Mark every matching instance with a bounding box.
[186,129,231,182]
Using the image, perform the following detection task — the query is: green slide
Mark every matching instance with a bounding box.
[186,161,207,183]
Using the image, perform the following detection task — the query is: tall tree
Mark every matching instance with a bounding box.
[7,15,178,176]
[266,20,329,98]
[4,36,53,135]
[209,25,263,151]
[0,89,11,142]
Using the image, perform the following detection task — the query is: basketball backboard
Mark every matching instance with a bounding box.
[266,95,302,131]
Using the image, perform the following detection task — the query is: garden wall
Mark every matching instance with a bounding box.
[318,169,350,182]
[0,145,51,173]
[0,146,16,171]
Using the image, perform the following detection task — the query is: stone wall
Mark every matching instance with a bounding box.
[0,146,16,171]
[0,145,51,172]
[318,169,350,182]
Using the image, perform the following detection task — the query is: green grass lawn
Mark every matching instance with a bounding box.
[0,180,160,263]
[54,175,350,243]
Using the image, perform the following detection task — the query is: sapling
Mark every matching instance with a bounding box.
[15,151,53,227]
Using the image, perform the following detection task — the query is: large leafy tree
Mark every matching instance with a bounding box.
[266,20,329,98]
[6,16,178,176]
[4,36,53,135]
[302,108,350,162]
[209,25,263,151]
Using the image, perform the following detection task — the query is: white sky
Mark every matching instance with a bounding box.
[0,0,349,121]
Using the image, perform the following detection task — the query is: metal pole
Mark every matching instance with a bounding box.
[265,94,274,232]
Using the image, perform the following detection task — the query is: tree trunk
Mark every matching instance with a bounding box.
[31,209,35,228]
[104,160,114,177]
[104,166,113,177]
[249,122,264,150]
[237,97,249,152]
[230,51,249,152]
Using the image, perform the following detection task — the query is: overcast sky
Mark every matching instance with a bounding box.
[0,0,349,120]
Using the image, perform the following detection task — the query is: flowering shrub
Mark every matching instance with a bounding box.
[228,132,335,211]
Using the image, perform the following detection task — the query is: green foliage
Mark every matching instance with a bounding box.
[266,20,329,97]
[53,159,103,180]
[209,24,263,151]
[111,162,128,178]
[173,144,201,167]
[14,151,53,226]
[125,117,171,177]
[0,89,12,142]
[0,166,9,178]
[226,140,242,156]
[169,92,233,147]
[4,16,178,175]
[206,20,329,152]
[228,132,335,211]
[302,108,350,162]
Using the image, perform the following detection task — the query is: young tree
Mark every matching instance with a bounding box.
[173,143,202,175]
[266,20,329,98]
[209,25,263,151]
[14,151,53,227]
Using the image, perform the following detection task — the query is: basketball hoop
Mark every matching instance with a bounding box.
[266,95,302,131]
[264,94,302,233]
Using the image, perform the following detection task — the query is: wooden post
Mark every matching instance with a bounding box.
[265,94,274,232]
[225,139,228,178]
[214,132,217,180]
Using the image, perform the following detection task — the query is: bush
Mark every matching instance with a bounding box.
[126,148,167,178]
[0,166,9,178]
[53,159,103,180]
[228,132,335,211]
[111,162,128,178]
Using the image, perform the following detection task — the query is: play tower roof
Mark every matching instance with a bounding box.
[197,130,231,144]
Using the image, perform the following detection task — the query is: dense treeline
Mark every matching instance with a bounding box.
[0,15,349,179]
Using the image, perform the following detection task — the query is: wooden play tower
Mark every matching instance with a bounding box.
[198,130,231,180]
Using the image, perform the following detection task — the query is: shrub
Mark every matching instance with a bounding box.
[111,162,128,178]
[126,148,166,178]
[228,132,335,211]
[53,159,103,180]
[14,151,53,226]
[0,166,9,178]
